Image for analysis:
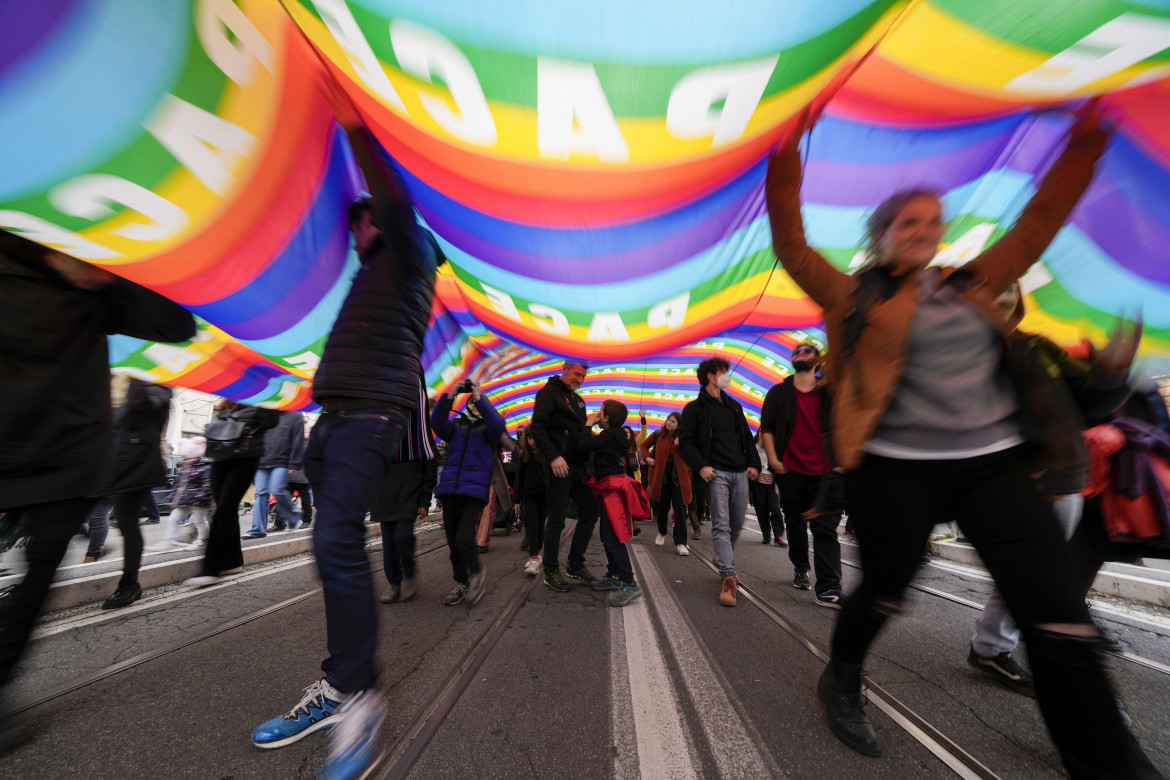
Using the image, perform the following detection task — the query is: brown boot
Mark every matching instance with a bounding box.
[719,575,738,606]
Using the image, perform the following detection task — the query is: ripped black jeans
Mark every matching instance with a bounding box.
[834,449,1156,779]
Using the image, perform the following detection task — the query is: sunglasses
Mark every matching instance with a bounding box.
[792,347,817,356]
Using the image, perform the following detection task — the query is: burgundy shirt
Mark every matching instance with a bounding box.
[782,389,829,476]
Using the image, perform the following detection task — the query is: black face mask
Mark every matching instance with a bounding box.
[792,359,815,373]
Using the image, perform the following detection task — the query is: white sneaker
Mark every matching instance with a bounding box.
[655,534,666,547]
[185,539,208,551]
[184,575,221,588]
[524,555,542,577]
[677,544,690,556]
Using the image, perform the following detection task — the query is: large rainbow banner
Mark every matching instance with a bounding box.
[2,1,1168,427]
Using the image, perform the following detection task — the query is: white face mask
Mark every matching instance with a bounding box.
[715,373,732,390]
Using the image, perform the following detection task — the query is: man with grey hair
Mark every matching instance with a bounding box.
[529,361,599,592]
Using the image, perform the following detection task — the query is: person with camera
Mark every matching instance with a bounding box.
[429,380,506,605]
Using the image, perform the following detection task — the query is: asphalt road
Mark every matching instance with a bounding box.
[3,515,1168,779]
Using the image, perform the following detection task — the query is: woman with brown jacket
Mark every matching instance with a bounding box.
[640,412,693,555]
[768,104,1160,779]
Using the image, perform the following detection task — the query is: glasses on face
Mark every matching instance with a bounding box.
[792,347,816,356]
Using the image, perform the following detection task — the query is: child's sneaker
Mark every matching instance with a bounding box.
[524,555,542,577]
[253,678,345,749]
[609,581,642,607]
[318,688,386,780]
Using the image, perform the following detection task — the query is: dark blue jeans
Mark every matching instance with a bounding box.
[305,408,405,694]
[599,503,634,584]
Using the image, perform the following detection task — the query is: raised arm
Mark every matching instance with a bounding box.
[765,122,851,309]
[967,106,1109,294]
[430,393,456,442]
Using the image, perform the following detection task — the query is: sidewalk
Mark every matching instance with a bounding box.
[930,538,1170,608]
[0,510,382,613]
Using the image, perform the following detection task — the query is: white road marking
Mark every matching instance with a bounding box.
[632,545,783,779]
[613,593,699,780]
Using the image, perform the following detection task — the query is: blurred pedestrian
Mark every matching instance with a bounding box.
[0,232,194,748]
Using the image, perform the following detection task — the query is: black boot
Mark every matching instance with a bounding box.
[818,658,881,757]
[102,583,142,610]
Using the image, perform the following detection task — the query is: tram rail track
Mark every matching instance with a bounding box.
[694,552,1003,780]
[9,537,451,717]
[838,555,1170,678]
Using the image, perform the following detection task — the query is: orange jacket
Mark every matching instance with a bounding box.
[639,428,694,505]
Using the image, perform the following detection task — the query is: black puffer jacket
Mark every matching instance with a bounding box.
[0,232,196,509]
[311,128,443,409]
[105,379,173,495]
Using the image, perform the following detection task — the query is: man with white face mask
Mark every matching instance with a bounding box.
[678,357,761,606]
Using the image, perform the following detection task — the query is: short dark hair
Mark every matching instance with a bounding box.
[697,356,730,387]
[562,360,589,372]
[601,400,628,428]
[348,197,374,229]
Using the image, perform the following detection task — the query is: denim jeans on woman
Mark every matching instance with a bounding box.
[835,449,1154,780]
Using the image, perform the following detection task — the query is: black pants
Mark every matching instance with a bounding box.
[750,481,784,542]
[599,503,634,584]
[202,457,258,576]
[110,490,149,588]
[0,497,90,690]
[522,489,548,556]
[779,470,841,593]
[379,519,416,586]
[288,481,313,525]
[654,484,688,545]
[442,494,484,584]
[834,450,1152,779]
[541,463,598,573]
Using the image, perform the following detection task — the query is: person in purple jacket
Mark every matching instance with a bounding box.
[431,380,506,607]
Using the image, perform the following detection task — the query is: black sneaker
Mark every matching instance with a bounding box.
[543,569,572,593]
[815,587,845,609]
[443,583,468,606]
[967,645,1036,698]
[793,570,811,590]
[591,575,621,592]
[102,583,142,610]
[565,566,598,586]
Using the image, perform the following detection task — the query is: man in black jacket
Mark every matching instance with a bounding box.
[0,231,195,747]
[529,361,600,592]
[678,357,760,607]
[251,97,444,780]
[244,410,306,537]
[759,342,843,607]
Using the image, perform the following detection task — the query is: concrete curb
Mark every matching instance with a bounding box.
[932,540,1170,608]
[41,523,383,614]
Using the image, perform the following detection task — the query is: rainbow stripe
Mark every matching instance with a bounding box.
[0,0,1165,415]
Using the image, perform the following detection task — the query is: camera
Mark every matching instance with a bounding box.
[454,380,474,394]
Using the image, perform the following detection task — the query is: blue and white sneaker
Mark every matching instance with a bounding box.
[253,678,345,749]
[318,688,386,780]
